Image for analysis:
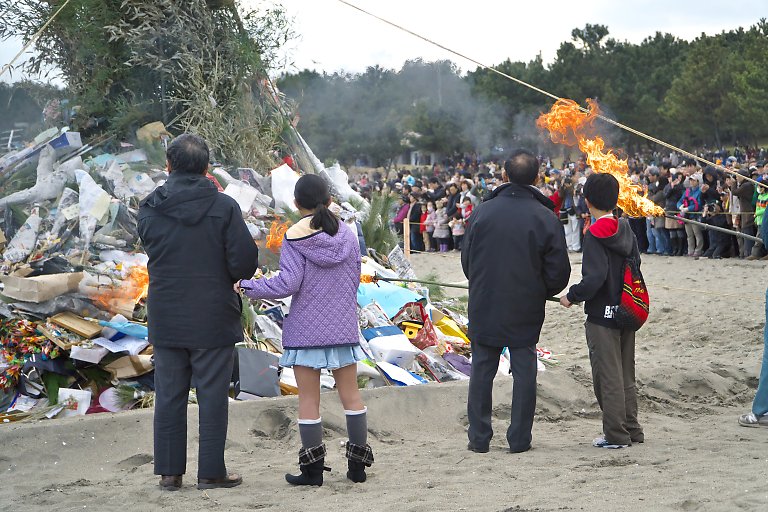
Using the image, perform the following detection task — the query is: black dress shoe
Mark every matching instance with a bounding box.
[159,475,182,491]
[509,445,531,454]
[197,473,242,490]
[467,442,489,453]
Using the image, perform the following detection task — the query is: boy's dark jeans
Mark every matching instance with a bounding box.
[585,321,643,445]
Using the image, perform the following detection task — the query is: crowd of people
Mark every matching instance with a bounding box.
[351,148,768,261]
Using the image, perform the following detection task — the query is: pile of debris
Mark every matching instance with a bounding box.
[0,124,552,424]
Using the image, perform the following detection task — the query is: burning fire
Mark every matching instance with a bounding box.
[537,99,664,217]
[266,220,291,253]
[92,265,149,314]
[125,265,150,302]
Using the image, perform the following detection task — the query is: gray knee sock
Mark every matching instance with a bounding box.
[298,418,323,449]
[345,408,368,446]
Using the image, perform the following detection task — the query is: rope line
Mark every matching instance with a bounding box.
[0,0,72,79]
[334,0,762,189]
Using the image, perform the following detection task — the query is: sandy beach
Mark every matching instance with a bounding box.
[2,252,767,512]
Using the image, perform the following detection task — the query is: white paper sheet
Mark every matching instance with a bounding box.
[93,335,148,355]
[70,345,109,364]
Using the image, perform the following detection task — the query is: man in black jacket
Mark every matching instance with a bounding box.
[462,149,570,454]
[138,134,259,491]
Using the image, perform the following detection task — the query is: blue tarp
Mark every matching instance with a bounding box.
[357,281,423,318]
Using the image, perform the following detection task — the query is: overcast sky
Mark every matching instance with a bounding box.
[1,0,765,84]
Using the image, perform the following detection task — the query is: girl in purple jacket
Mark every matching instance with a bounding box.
[237,175,373,486]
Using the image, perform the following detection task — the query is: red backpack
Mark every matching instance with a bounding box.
[614,257,650,331]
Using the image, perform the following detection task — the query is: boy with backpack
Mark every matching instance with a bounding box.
[559,173,646,449]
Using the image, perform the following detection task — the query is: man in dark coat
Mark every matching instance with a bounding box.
[138,134,259,491]
[461,149,570,453]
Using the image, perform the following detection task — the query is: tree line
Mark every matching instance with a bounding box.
[277,21,768,167]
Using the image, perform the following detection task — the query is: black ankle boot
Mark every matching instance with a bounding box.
[345,442,374,483]
[285,444,330,487]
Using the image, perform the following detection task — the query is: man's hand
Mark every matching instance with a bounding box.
[559,295,573,308]
[234,280,242,293]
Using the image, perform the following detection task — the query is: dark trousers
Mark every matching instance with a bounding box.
[154,345,235,479]
[742,224,757,257]
[410,229,425,252]
[584,322,643,445]
[467,342,537,452]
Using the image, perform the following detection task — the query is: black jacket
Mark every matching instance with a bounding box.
[408,202,423,227]
[461,182,570,348]
[138,173,259,349]
[664,181,684,212]
[446,192,461,218]
[567,217,639,329]
[425,186,446,202]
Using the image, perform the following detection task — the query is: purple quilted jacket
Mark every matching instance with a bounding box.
[240,219,361,349]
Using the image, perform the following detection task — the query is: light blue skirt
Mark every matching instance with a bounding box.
[279,344,367,370]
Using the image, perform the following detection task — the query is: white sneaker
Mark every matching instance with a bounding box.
[738,412,768,428]
[592,436,629,449]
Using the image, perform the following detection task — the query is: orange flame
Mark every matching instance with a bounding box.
[266,220,291,253]
[537,99,664,217]
[360,274,375,284]
[92,265,149,313]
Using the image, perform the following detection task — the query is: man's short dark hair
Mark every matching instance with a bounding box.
[167,134,210,175]
[583,173,619,211]
[504,149,539,185]
[428,177,440,185]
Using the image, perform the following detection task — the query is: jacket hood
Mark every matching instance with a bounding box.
[287,220,357,268]
[140,173,218,226]
[590,216,635,257]
[487,182,555,210]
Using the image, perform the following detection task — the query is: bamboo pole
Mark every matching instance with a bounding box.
[373,274,561,303]
[665,214,762,244]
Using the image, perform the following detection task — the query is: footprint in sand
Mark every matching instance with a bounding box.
[115,453,153,471]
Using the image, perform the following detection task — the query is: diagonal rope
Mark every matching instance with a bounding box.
[0,0,73,79]
[335,0,762,188]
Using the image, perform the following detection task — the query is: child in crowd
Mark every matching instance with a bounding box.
[560,173,644,449]
[449,215,465,251]
[459,196,473,221]
[238,175,373,486]
[433,199,451,252]
[422,200,437,252]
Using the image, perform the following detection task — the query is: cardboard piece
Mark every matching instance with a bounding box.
[50,312,102,339]
[37,324,78,350]
[104,355,154,379]
[0,272,83,303]
[0,229,6,251]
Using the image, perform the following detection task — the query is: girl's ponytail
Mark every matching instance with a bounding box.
[311,202,339,236]
[295,174,339,236]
